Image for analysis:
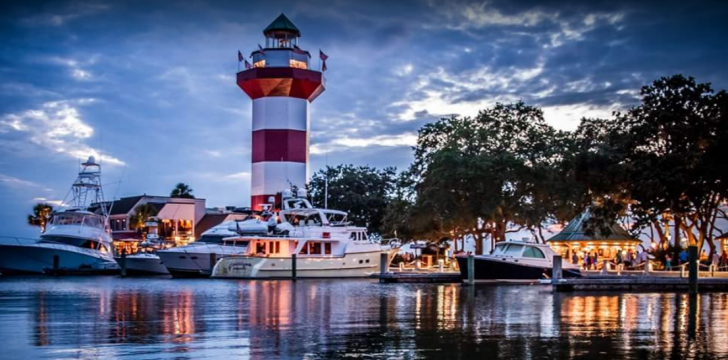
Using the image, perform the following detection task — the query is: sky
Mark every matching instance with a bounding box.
[1,0,727,237]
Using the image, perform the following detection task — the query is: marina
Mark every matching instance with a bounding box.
[1,2,727,359]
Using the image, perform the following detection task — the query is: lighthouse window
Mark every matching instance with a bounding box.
[289,59,307,69]
[254,60,266,68]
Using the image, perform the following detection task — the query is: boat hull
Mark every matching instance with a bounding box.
[116,254,169,275]
[456,255,581,281]
[0,243,119,275]
[212,250,383,279]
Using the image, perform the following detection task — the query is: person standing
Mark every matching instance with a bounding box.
[615,249,624,274]
[665,253,673,271]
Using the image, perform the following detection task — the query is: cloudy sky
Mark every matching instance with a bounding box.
[1,0,727,237]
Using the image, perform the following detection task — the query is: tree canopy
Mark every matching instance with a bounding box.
[307,164,396,235]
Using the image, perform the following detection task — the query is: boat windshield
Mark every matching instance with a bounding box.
[284,213,323,227]
[52,213,105,230]
[196,235,228,244]
[523,246,546,259]
[503,244,524,256]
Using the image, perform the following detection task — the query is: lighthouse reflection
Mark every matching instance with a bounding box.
[5,278,728,358]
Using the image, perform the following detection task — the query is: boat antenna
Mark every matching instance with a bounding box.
[324,154,328,209]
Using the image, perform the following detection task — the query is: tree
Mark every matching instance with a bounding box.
[576,75,728,257]
[129,203,160,231]
[170,183,195,199]
[613,75,727,256]
[406,101,586,253]
[28,203,54,233]
[307,165,396,235]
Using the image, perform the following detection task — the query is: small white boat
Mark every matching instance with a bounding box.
[120,252,169,275]
[156,220,251,277]
[212,196,386,279]
[456,241,581,281]
[0,157,119,274]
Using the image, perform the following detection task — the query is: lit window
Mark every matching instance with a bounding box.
[254,60,266,68]
[289,59,307,69]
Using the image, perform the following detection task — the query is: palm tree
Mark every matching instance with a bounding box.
[170,183,195,199]
[129,203,160,231]
[28,203,54,233]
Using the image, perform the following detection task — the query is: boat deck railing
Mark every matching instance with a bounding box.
[0,236,110,257]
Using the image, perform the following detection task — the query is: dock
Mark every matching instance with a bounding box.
[376,271,462,283]
[552,276,728,292]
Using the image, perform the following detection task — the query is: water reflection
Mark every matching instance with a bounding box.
[1,277,728,358]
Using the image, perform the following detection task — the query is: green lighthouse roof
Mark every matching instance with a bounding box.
[263,13,301,37]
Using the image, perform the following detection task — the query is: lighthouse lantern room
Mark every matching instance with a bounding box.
[238,14,325,210]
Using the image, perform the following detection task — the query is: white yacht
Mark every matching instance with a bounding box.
[211,196,386,279]
[456,240,581,281]
[0,157,119,274]
[156,220,253,277]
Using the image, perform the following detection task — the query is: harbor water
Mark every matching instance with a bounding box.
[1,277,728,359]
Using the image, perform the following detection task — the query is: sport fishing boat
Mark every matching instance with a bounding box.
[211,196,386,279]
[0,157,119,274]
[156,219,257,277]
[456,240,581,281]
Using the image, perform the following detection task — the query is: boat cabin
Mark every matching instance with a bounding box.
[40,210,112,253]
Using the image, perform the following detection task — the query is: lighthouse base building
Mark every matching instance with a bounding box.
[237,14,325,210]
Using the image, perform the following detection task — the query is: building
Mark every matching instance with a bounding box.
[547,210,642,260]
[237,14,326,210]
[101,195,250,254]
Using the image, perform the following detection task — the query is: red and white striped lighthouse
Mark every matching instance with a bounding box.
[238,14,325,210]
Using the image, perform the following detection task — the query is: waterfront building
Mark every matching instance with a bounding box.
[237,14,326,210]
[547,210,641,260]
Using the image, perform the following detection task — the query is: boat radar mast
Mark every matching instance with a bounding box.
[66,156,108,216]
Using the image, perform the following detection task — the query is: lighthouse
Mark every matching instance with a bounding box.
[238,14,325,210]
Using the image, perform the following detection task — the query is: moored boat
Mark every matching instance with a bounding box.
[156,220,251,277]
[0,157,119,275]
[456,241,581,281]
[211,196,386,279]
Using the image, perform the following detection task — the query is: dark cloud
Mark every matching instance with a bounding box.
[0,0,726,236]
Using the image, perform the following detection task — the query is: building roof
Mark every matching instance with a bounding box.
[194,213,231,238]
[263,13,300,37]
[547,210,640,243]
[108,196,143,215]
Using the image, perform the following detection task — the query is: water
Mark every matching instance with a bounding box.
[1,277,727,359]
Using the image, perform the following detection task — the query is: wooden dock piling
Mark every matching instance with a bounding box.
[120,251,127,277]
[53,255,59,276]
[209,253,217,273]
[464,255,475,286]
[689,246,698,294]
[379,253,388,283]
[552,255,562,281]
[291,254,297,281]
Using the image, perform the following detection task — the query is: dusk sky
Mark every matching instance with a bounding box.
[1,0,727,237]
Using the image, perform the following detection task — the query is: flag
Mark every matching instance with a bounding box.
[237,50,244,62]
[245,59,252,69]
[319,49,328,61]
[258,44,265,55]
[293,45,306,55]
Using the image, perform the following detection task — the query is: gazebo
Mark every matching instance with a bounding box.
[547,210,642,260]
[717,233,728,254]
